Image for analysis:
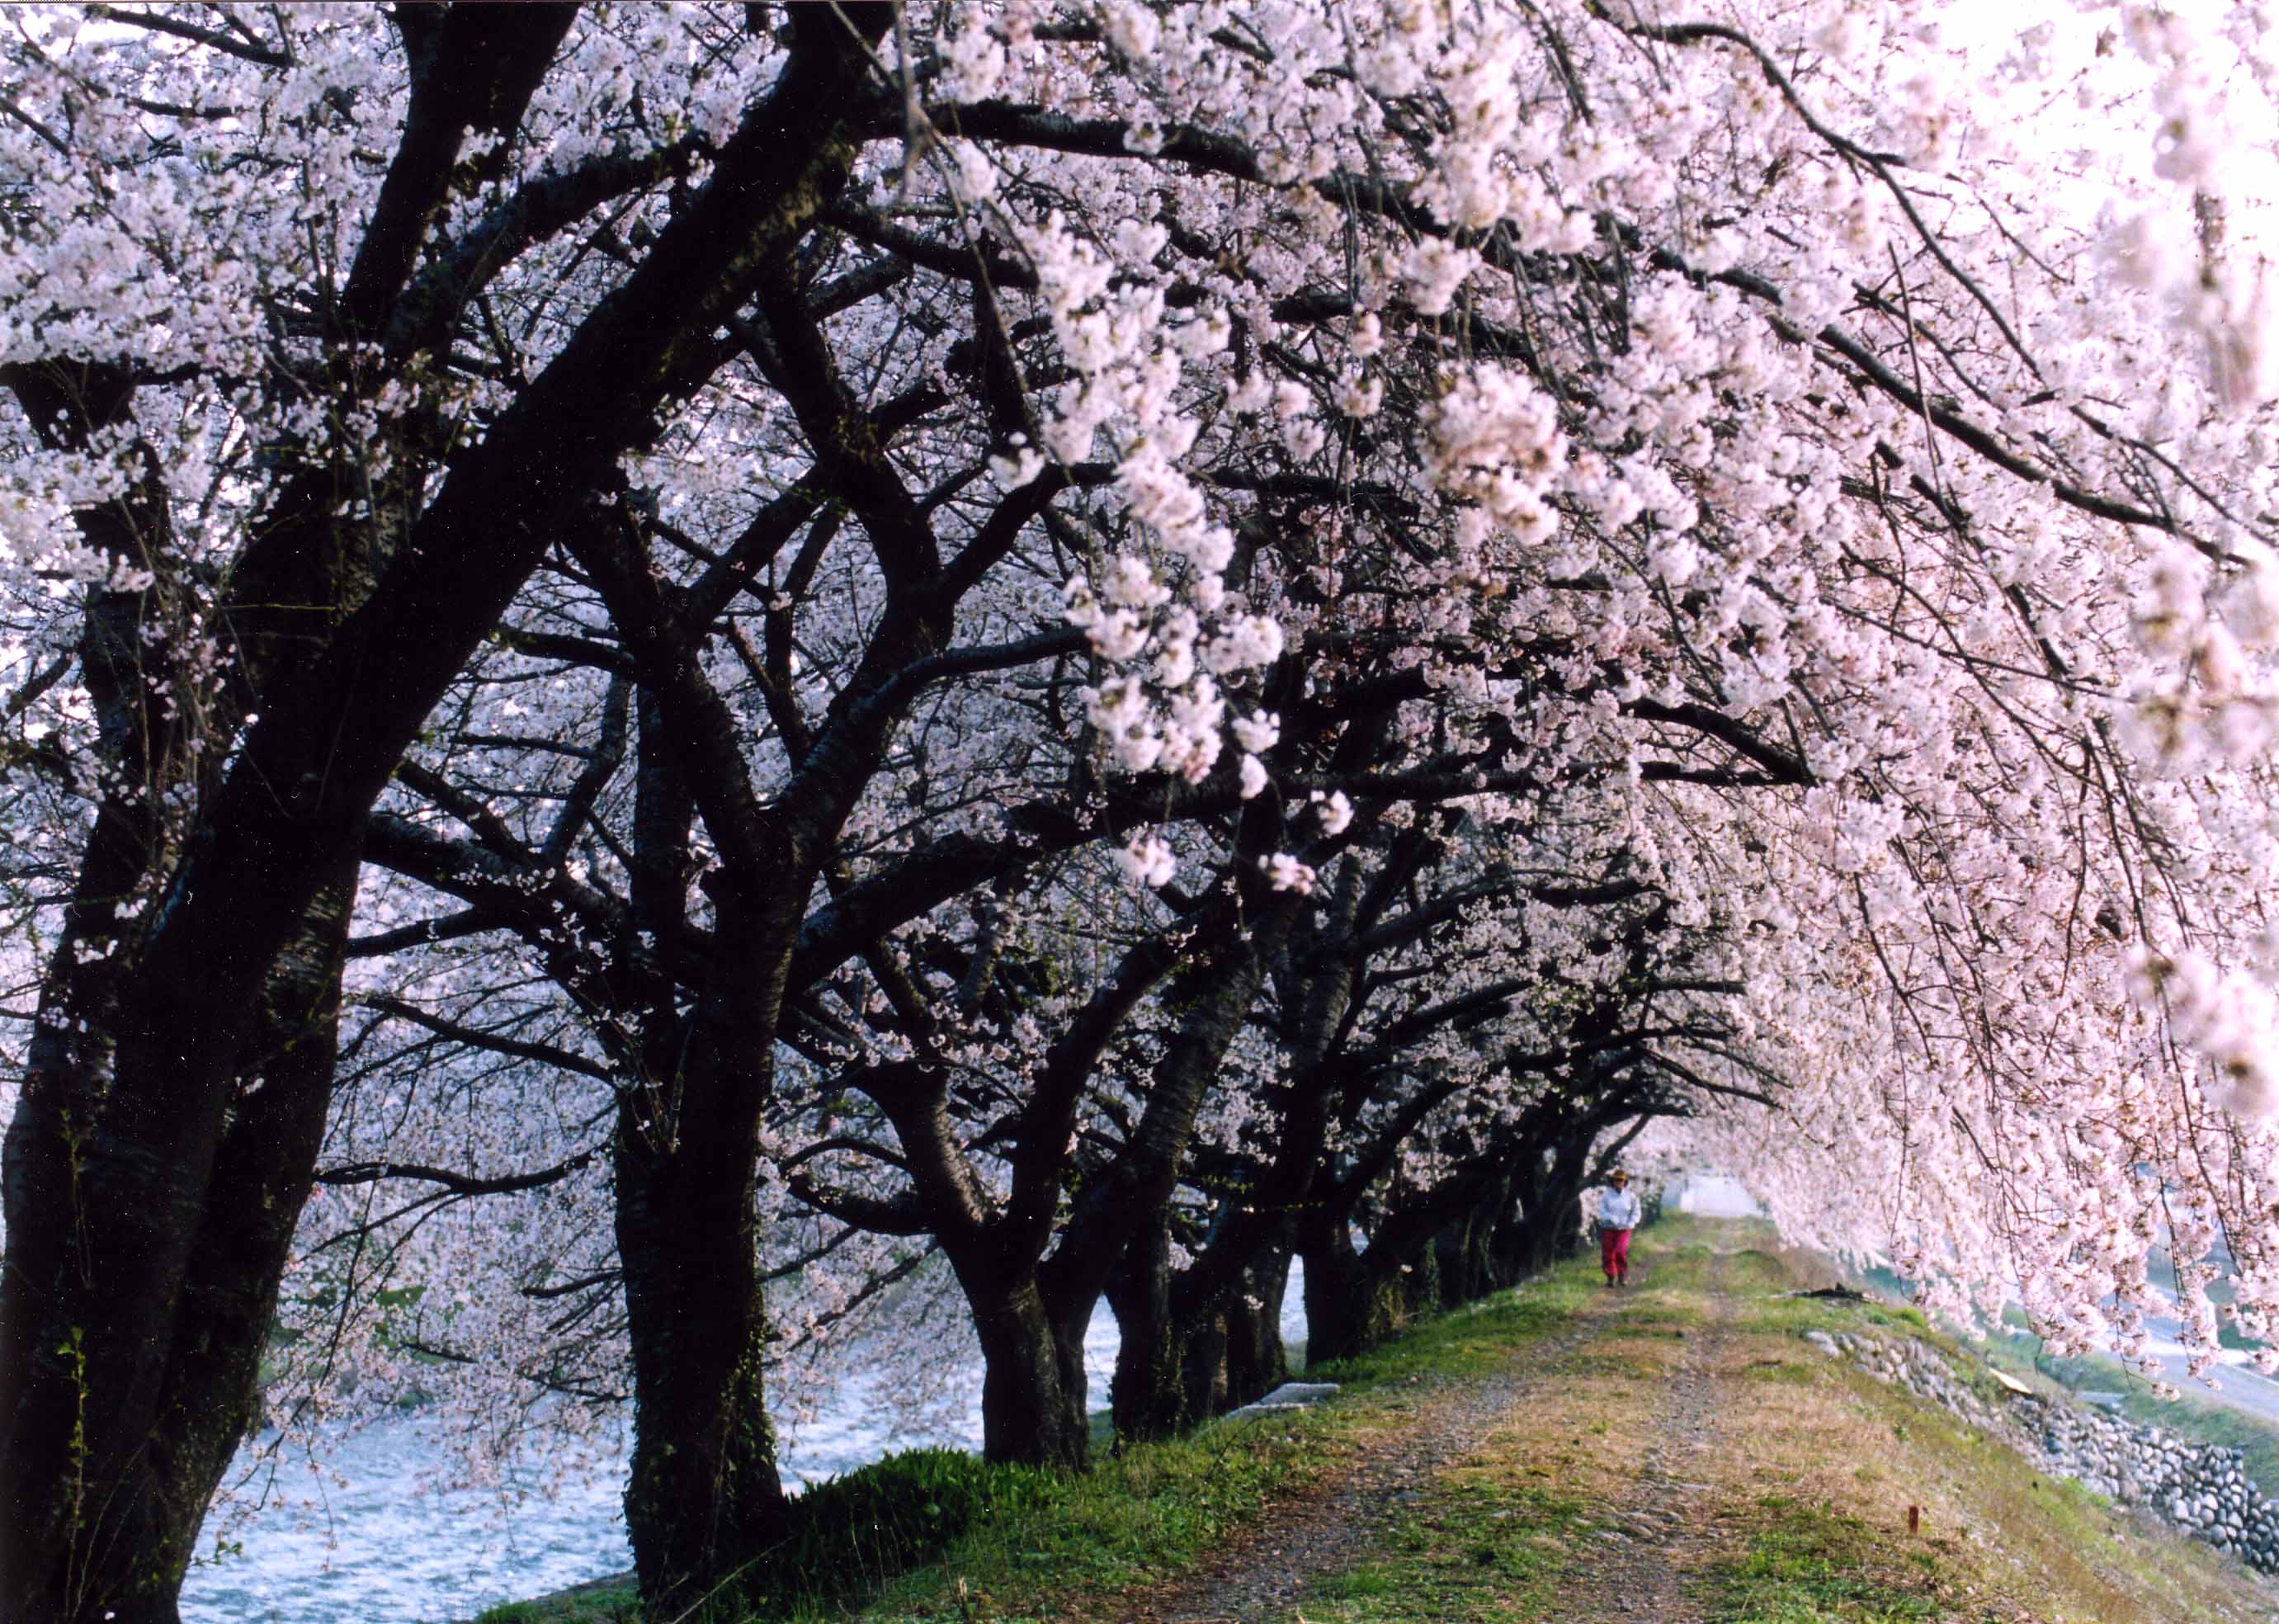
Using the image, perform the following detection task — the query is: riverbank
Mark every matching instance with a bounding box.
[475,1216,2279,1622]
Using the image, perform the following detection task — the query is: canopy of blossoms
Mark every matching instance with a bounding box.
[2,0,2279,1616]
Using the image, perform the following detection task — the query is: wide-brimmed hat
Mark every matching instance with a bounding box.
[1609,1168,1630,1182]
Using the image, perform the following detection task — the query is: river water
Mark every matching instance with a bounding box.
[182,1277,1309,1624]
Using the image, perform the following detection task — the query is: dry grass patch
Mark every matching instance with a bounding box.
[1691,1249,2276,1624]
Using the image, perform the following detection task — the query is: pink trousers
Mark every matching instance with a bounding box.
[1599,1225,1633,1282]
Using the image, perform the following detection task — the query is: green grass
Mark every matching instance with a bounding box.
[1732,1280,1933,1346]
[1743,1357,1820,1386]
[473,1216,2279,1624]
[866,1416,1339,1618]
[470,1588,636,1624]
[855,1273,1606,1622]
[1698,1496,1941,1623]
[474,1421,1350,1624]
[457,1407,1348,1624]
[454,1263,1609,1624]
[1297,1480,1593,1622]
[1305,1268,1607,1391]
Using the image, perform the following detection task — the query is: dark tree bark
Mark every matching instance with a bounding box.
[607,695,797,1612]
[125,862,361,1610]
[1017,874,1300,1463]
[1429,1196,1499,1306]
[1109,1217,1296,1441]
[804,833,1305,1469]
[1223,1249,1294,1400]
[1099,778,1386,1439]
[967,1270,1095,1472]
[1107,1213,1183,1443]
[1298,1208,1404,1363]
[0,4,904,1614]
[1116,1243,1292,1438]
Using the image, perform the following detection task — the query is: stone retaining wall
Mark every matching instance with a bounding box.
[1802,1326,2279,1573]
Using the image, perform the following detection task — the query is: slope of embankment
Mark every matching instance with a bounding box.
[480,1216,2279,1622]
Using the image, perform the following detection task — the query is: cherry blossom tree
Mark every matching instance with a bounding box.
[9,2,2279,1622]
[0,4,900,1617]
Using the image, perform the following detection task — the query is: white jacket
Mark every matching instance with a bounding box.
[1592,1186,1641,1230]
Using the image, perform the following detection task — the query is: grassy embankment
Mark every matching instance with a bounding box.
[1288,1223,2274,1624]
[475,1216,2279,1623]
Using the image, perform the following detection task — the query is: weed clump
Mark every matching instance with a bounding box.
[745,1449,1053,1615]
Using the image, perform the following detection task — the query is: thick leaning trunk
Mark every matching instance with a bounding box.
[970,1271,1092,1470]
[2,12,892,1615]
[0,864,356,1624]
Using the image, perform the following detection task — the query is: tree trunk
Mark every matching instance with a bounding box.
[615,1085,787,1617]
[1400,1230,1441,1317]
[1432,1186,1507,1305]
[1219,1249,1290,1404]
[1107,1216,1186,1444]
[1494,1198,1575,1278]
[612,710,793,1617]
[1489,1181,1536,1284]
[0,863,356,1624]
[1111,1235,1290,1441]
[1526,1142,1595,1268]
[1299,1216,1405,1363]
[970,1271,1091,1470]
[1428,1220,1465,1310]
[1,12,897,1615]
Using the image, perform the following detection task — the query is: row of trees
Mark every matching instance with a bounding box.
[2,4,2278,1622]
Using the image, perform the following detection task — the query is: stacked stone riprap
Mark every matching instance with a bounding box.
[1800,1326,2279,1574]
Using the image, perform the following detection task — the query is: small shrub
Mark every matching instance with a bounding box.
[740,1447,1052,1616]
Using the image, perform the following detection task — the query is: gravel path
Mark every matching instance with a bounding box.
[1134,1292,1625,1624]
[1543,1250,1734,1622]
[1131,1255,1739,1624]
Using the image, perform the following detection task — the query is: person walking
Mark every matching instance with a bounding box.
[1590,1168,1641,1287]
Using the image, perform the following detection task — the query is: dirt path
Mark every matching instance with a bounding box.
[1096,1233,2279,1624]
[1132,1291,1628,1624]
[1542,1250,1735,1622]
[1130,1254,1741,1624]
